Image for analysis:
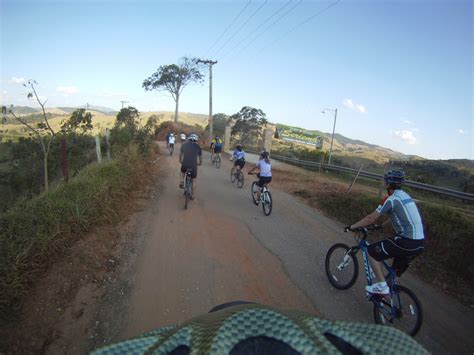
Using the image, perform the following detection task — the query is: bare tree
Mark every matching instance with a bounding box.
[2,80,56,192]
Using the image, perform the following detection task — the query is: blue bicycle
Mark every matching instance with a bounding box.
[325,225,423,336]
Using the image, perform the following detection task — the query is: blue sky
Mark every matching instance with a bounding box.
[1,0,472,160]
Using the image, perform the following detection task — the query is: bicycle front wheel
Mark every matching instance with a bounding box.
[325,243,359,290]
[251,182,259,205]
[373,284,423,336]
[262,190,272,216]
[237,171,244,188]
[230,167,236,183]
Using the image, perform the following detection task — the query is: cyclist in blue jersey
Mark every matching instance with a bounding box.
[346,170,425,295]
[230,143,245,173]
[210,135,223,162]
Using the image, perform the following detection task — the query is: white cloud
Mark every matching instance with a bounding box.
[342,98,367,113]
[56,85,79,94]
[458,129,468,134]
[393,130,417,145]
[9,77,25,84]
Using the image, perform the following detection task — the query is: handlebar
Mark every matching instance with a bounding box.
[345,224,382,237]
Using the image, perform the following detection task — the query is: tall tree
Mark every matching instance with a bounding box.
[230,106,267,145]
[2,80,56,192]
[142,57,204,123]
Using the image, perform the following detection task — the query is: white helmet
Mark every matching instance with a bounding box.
[188,134,199,142]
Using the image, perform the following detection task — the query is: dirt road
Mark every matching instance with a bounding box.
[91,143,474,354]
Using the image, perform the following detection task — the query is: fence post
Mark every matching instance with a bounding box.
[346,165,363,193]
[95,135,102,164]
[61,138,69,183]
[105,128,111,159]
[319,154,323,173]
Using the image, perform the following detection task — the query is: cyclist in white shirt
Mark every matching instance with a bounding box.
[248,150,272,202]
[168,133,176,148]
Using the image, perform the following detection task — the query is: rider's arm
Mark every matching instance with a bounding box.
[198,148,202,165]
[179,147,184,163]
[350,210,380,230]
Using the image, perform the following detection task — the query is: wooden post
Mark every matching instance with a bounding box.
[346,165,363,194]
[61,138,69,183]
[319,154,323,173]
[224,125,231,153]
[95,135,102,164]
[105,128,111,159]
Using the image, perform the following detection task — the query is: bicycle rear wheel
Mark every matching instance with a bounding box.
[251,182,259,205]
[262,190,272,216]
[215,156,221,168]
[373,284,423,336]
[230,167,236,183]
[237,171,244,188]
[325,243,359,290]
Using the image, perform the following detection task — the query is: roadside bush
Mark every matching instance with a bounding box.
[0,153,144,320]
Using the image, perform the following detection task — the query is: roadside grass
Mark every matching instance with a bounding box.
[272,166,474,305]
[0,149,152,320]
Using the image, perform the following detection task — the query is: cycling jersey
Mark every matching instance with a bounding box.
[211,138,222,147]
[180,142,202,172]
[256,159,271,177]
[233,150,245,161]
[168,136,176,145]
[376,190,424,240]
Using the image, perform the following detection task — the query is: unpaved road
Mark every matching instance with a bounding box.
[97,143,473,354]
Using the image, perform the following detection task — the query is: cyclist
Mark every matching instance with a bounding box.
[346,170,425,295]
[180,132,186,142]
[230,143,245,176]
[248,150,272,203]
[168,133,175,152]
[92,301,428,354]
[210,135,223,162]
[165,131,171,148]
[179,134,202,200]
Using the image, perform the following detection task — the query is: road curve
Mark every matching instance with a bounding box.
[120,142,474,354]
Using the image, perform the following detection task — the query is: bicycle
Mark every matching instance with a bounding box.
[168,144,174,156]
[249,173,272,216]
[230,165,244,188]
[212,153,221,168]
[183,169,193,209]
[324,225,423,336]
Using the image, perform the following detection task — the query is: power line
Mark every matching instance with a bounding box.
[220,0,293,60]
[258,0,341,53]
[213,0,268,57]
[206,0,252,56]
[237,0,303,55]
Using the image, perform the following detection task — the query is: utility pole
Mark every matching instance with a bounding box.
[197,59,217,140]
[322,108,338,165]
[120,100,129,109]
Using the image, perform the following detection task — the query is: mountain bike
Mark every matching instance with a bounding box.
[249,173,272,216]
[212,153,221,168]
[183,169,193,209]
[230,165,244,188]
[325,225,423,336]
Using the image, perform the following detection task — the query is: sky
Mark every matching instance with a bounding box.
[1,0,472,160]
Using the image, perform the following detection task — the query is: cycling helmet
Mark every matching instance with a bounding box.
[384,169,405,186]
[260,150,269,159]
[188,134,199,142]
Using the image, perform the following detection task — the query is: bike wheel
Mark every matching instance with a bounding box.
[170,148,173,156]
[251,182,259,205]
[237,171,244,188]
[373,284,423,336]
[184,189,189,209]
[325,243,359,290]
[215,156,221,169]
[230,167,236,183]
[262,191,272,216]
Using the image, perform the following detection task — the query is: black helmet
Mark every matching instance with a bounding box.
[260,150,269,159]
[384,170,405,187]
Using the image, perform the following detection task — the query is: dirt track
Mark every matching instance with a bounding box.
[6,141,473,354]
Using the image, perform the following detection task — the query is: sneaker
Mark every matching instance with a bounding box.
[365,282,389,295]
[179,181,184,189]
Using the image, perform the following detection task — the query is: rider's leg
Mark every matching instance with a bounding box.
[368,256,386,283]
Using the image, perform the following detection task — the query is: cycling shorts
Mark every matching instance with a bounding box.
[234,159,245,169]
[169,143,174,148]
[181,165,197,179]
[214,146,222,153]
[368,236,424,262]
[258,175,272,187]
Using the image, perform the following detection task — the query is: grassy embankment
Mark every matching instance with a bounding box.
[0,147,156,320]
